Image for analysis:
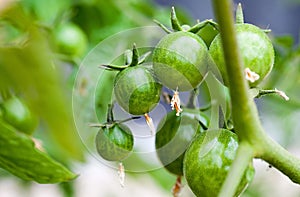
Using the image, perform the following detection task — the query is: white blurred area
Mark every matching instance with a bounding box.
[0,155,300,197]
[0,157,165,197]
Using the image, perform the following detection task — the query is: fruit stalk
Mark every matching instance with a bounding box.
[260,136,300,183]
[211,0,300,195]
[218,142,254,197]
[211,0,264,142]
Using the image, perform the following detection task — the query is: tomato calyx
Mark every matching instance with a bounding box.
[89,104,140,129]
[235,3,244,24]
[99,44,151,71]
[235,3,271,33]
[154,7,219,34]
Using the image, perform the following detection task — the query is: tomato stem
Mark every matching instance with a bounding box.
[255,88,290,101]
[186,89,197,108]
[107,104,114,123]
[116,116,140,124]
[212,0,264,145]
[259,137,300,183]
[218,142,254,197]
[212,0,300,195]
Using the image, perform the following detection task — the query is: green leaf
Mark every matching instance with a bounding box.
[0,120,77,183]
[0,4,84,161]
[21,0,71,25]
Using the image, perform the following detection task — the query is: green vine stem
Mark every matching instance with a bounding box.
[261,136,300,183]
[211,0,300,196]
[218,142,254,197]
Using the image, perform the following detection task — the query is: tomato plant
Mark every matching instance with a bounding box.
[92,4,300,196]
[1,1,300,197]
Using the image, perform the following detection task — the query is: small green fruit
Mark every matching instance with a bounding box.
[209,23,274,87]
[153,31,208,91]
[1,96,38,135]
[95,123,133,161]
[155,108,208,176]
[54,23,88,57]
[184,129,254,197]
[114,66,162,115]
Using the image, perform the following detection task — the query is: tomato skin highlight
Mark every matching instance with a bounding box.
[95,123,133,162]
[153,31,208,91]
[183,129,254,197]
[114,66,162,115]
[209,23,274,87]
[155,108,208,176]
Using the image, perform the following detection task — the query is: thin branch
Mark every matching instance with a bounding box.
[218,142,254,197]
[211,0,263,142]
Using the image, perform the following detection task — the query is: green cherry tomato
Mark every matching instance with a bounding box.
[155,108,208,176]
[209,23,274,87]
[95,123,133,161]
[114,66,162,115]
[54,23,88,57]
[183,129,254,197]
[1,97,38,135]
[152,31,208,91]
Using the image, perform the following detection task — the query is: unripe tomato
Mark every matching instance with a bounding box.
[1,97,38,135]
[209,23,274,87]
[183,129,254,197]
[155,108,208,175]
[54,23,88,57]
[114,66,162,115]
[95,123,133,161]
[153,31,208,91]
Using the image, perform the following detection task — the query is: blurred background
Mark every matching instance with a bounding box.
[0,0,300,196]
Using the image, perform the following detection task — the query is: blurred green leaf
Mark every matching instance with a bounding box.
[0,120,76,183]
[21,0,71,25]
[0,4,84,161]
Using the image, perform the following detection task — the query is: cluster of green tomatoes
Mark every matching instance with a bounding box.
[94,5,274,197]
